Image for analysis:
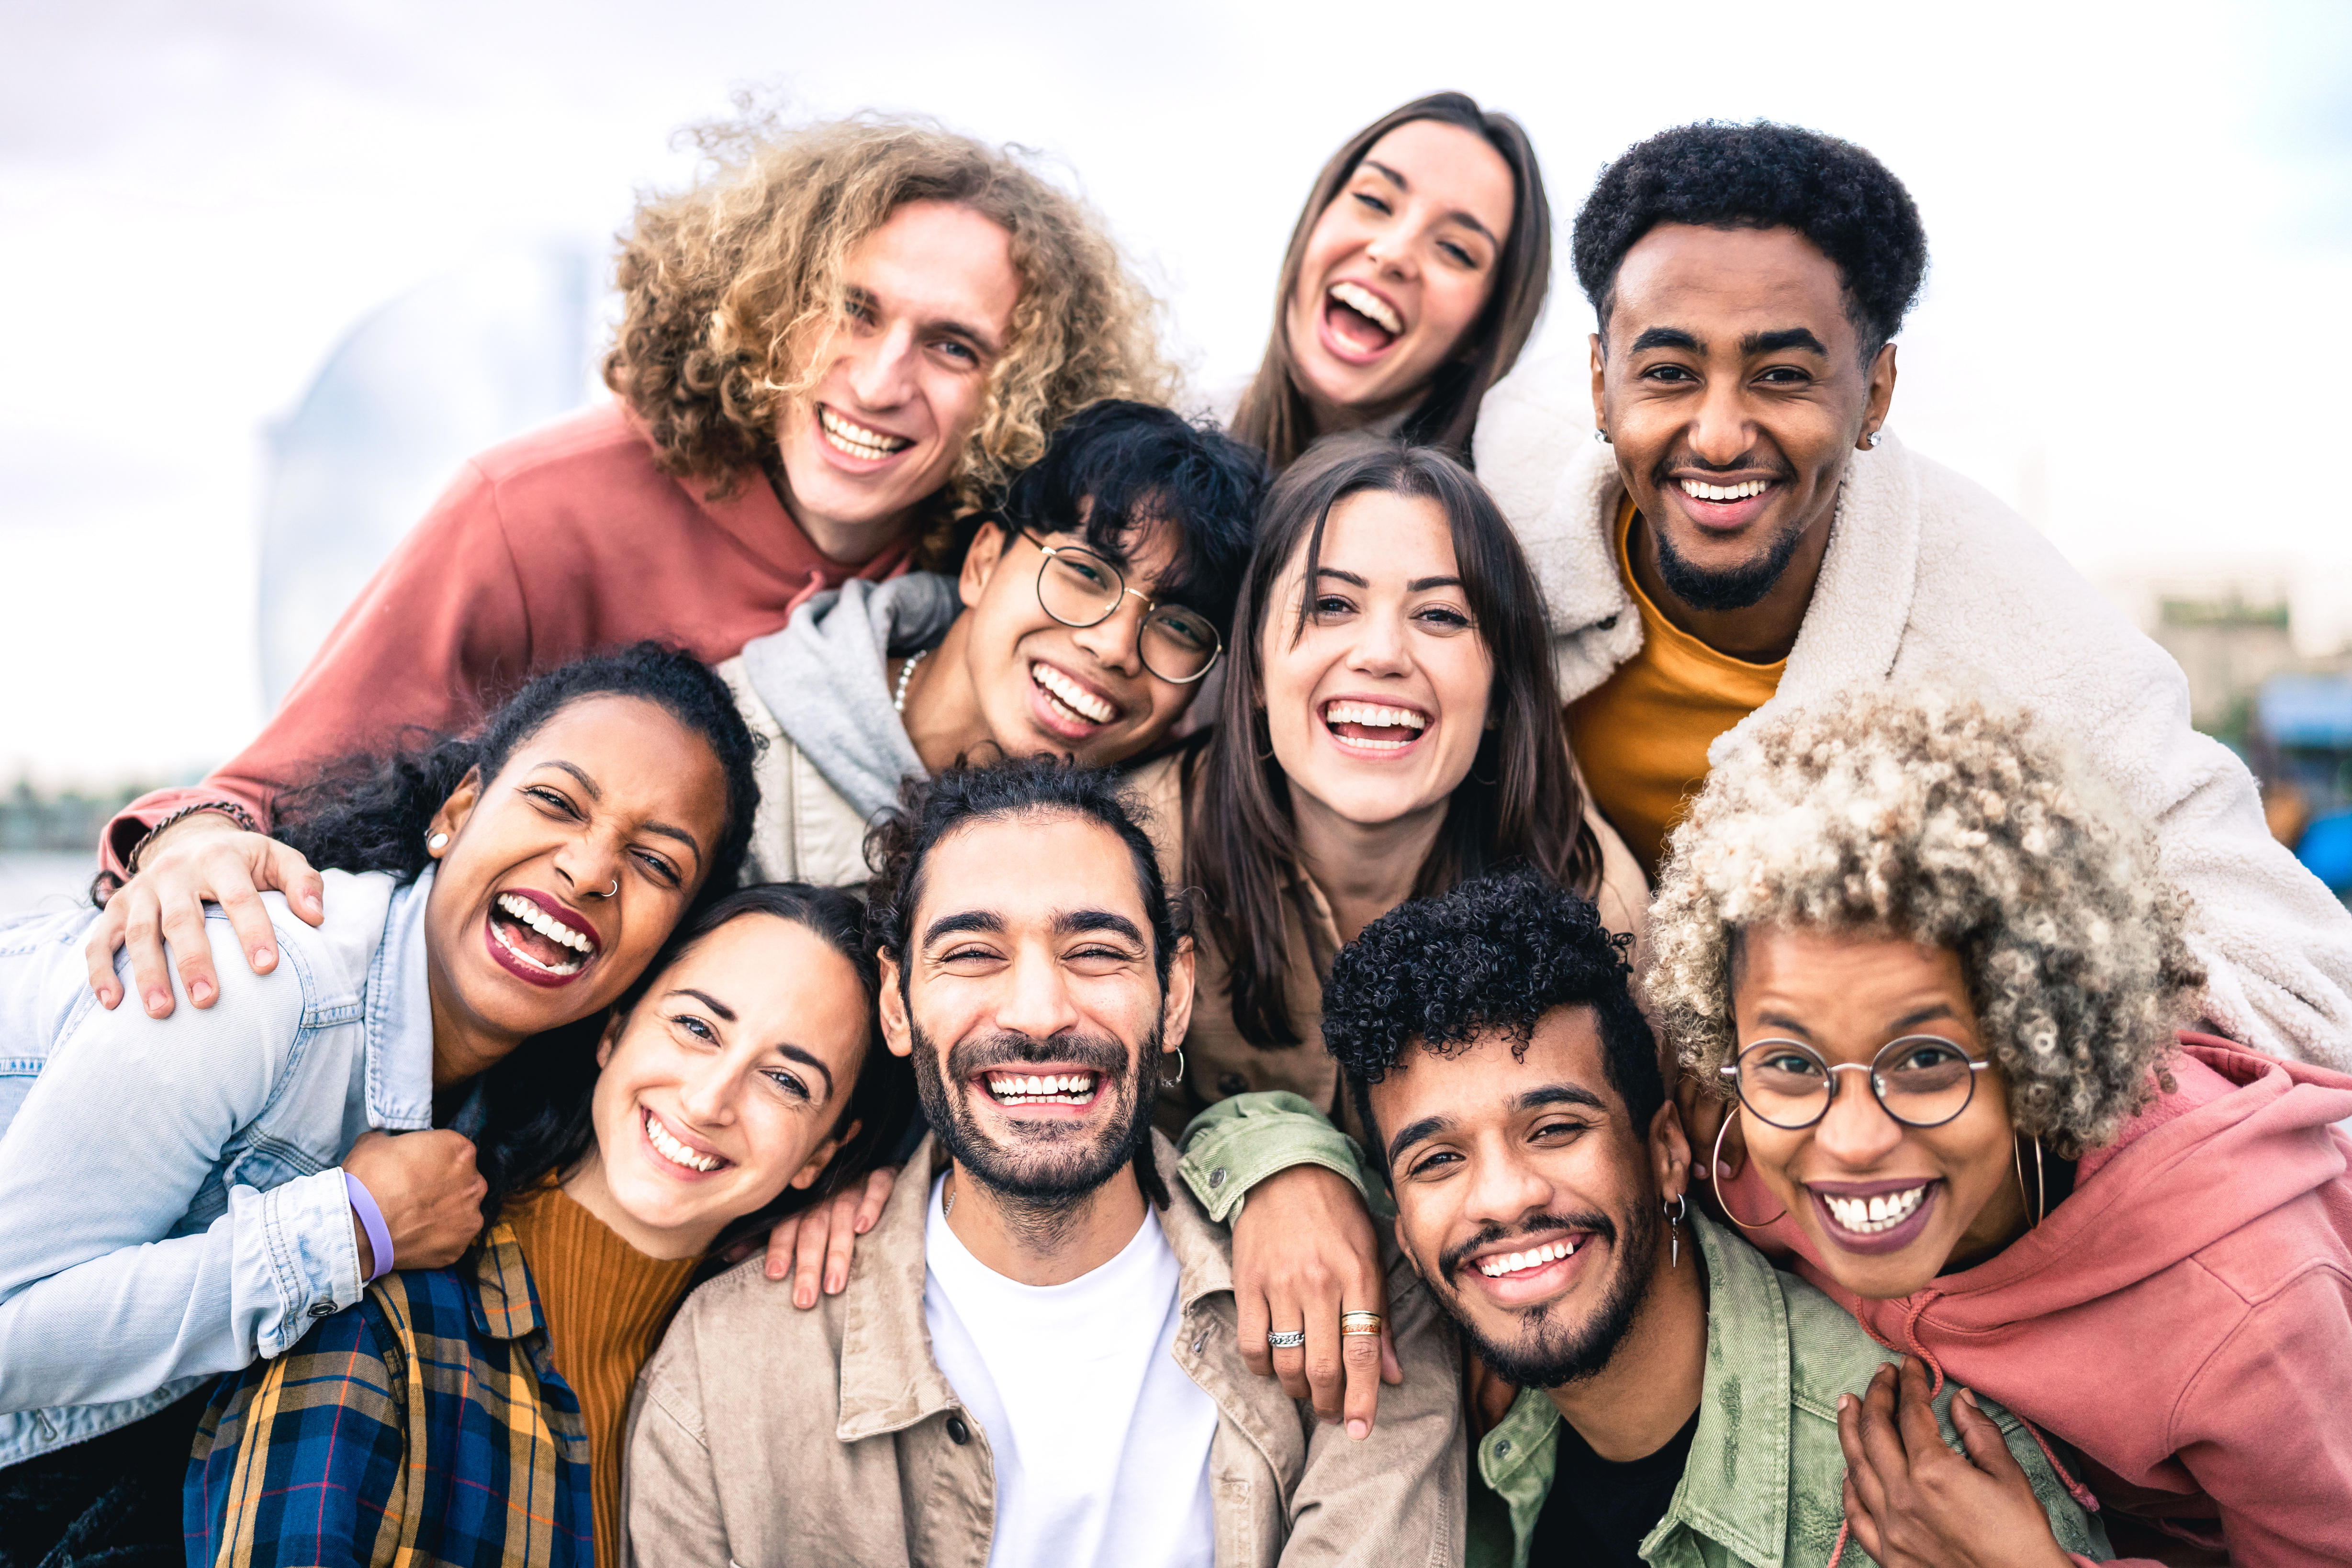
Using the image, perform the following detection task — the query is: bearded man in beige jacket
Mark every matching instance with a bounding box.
[624,758,1464,1568]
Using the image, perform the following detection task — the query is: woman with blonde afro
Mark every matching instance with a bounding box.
[86,110,1171,1046]
[1652,687,2352,1567]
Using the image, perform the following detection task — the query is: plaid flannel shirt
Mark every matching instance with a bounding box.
[186,1222,594,1568]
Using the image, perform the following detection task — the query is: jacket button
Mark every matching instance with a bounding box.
[1495,1440,1511,1458]
[309,1300,336,1319]
[1192,1336,1206,1356]
[1217,1072,1249,1096]
[1208,1168,1227,1188]
[945,1414,971,1445]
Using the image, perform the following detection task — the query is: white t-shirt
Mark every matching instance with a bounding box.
[923,1175,1218,1568]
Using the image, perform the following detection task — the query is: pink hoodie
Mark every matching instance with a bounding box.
[1777,1035,2352,1565]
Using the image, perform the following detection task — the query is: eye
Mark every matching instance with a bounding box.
[1438,239,1478,268]
[1530,1118,1590,1145]
[632,849,683,890]
[932,336,979,366]
[762,1068,812,1102]
[1890,1040,1964,1072]
[1349,190,1391,216]
[1404,1147,1460,1179]
[1058,554,1116,592]
[1411,604,1473,632]
[1641,363,1696,383]
[938,943,1001,966]
[1759,1050,1825,1079]
[1151,611,1213,652]
[522,784,582,819]
[670,1013,717,1044]
[1757,366,1812,386]
[1310,593,1357,621]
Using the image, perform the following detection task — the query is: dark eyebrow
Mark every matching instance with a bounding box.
[1386,1113,1453,1169]
[1315,567,1368,588]
[923,910,1004,947]
[774,1042,837,1098]
[1054,908,1147,947]
[845,283,1001,358]
[1742,327,1828,357]
[1630,326,1702,354]
[1516,1082,1608,1114]
[1361,158,1407,191]
[1890,1004,1961,1034]
[663,986,735,1022]
[1407,575,1462,593]
[1756,1010,1815,1039]
[537,761,704,871]
[1355,157,1499,247]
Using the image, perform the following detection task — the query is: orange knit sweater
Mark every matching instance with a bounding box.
[504,1181,701,1567]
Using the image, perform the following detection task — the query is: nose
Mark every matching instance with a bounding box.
[552,830,626,907]
[1343,605,1414,679]
[845,321,919,412]
[1686,374,1758,469]
[1068,593,1148,682]
[1457,1137,1555,1232]
[1810,1068,1909,1169]
[675,1052,744,1129]
[1363,232,1416,282]
[993,943,1085,1045]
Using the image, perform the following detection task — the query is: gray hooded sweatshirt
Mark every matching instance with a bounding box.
[716,573,962,887]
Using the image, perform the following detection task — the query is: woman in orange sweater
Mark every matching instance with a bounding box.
[189,882,914,1568]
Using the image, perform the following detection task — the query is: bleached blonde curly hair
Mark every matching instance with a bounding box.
[605,112,1172,559]
[1644,687,2206,1156]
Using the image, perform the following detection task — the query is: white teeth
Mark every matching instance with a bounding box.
[643,1109,723,1173]
[1820,1185,1929,1235]
[1477,1239,1580,1278]
[1324,700,1427,751]
[985,1071,1098,1106]
[1031,663,1116,724]
[818,406,913,460]
[1329,280,1403,335]
[1679,478,1770,503]
[495,893,594,955]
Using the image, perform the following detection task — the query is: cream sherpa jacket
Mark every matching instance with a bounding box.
[1472,362,2352,1071]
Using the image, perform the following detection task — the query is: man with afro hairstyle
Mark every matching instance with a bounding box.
[1321,871,2106,1568]
[1467,120,2352,1072]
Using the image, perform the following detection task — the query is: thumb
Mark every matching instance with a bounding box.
[1953,1388,2028,1481]
[1379,1324,1403,1386]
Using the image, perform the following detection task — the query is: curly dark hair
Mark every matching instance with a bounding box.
[993,399,1269,645]
[1571,121,1928,359]
[271,641,760,902]
[1322,869,1661,1169]
[471,882,915,1257]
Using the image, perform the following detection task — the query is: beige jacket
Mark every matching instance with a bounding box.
[1127,755,1652,1149]
[624,1132,1466,1568]
[714,655,873,888]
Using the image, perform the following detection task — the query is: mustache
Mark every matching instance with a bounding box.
[1438,1210,1617,1286]
[945,1030,1133,1083]
[1649,450,1797,486]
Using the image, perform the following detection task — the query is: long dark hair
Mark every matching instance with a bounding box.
[1231,92,1551,471]
[271,641,761,900]
[1184,435,1601,1047]
[472,882,915,1248]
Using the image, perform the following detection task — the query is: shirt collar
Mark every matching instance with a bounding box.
[364,866,438,1131]
[466,1221,545,1341]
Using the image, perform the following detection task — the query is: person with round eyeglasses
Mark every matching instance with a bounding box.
[1646,686,2352,1567]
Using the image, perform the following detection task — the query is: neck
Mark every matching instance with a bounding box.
[943,1158,1148,1288]
[1290,791,1449,943]
[1627,500,1833,666]
[1545,1237,1709,1463]
[764,463,913,568]
[1299,382,1421,445]
[898,616,992,774]
[557,1150,717,1262]
[424,951,523,1091]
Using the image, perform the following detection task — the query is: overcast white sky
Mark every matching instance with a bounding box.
[4,0,2349,785]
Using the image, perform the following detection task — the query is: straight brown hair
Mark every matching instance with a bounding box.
[1230,92,1551,472]
[1183,435,1601,1047]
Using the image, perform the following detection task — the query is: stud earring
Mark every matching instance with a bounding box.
[426,832,449,853]
[1865,430,1882,448]
[1593,428,1610,444]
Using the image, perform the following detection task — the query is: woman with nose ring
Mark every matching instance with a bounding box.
[1645,687,2352,1566]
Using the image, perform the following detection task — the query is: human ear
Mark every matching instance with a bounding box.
[1650,1097,1693,1205]
[1857,341,1898,450]
[789,1120,859,1190]
[595,1009,627,1071]
[1588,330,1609,436]
[877,953,914,1060]
[960,520,1010,609]
[426,767,484,852]
[1161,934,1197,1054]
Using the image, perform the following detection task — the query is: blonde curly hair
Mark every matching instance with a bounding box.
[1644,687,2206,1155]
[604,112,1172,556]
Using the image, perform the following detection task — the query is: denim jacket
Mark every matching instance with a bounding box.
[0,867,437,1466]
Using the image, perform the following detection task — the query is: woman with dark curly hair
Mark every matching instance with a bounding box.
[1647,687,2352,1567]
[85,111,1171,1050]
[0,645,756,1565]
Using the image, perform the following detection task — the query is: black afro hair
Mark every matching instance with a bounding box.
[1571,120,1928,358]
[1321,869,1662,1169]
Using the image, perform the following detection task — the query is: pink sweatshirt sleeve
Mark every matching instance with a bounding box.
[102,462,532,878]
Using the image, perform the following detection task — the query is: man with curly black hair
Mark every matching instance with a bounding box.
[1467,119,2352,1072]
[1321,871,2106,1568]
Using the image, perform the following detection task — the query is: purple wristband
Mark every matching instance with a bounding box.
[344,1171,394,1283]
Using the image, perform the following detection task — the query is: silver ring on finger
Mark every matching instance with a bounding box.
[1266,1328,1308,1349]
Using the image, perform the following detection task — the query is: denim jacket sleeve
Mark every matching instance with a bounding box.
[0,912,363,1412]
[1175,1091,1392,1222]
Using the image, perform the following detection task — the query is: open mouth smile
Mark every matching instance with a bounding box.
[1807,1178,1940,1254]
[1669,473,1783,531]
[1458,1228,1602,1305]
[1321,280,1405,363]
[1030,660,1122,736]
[484,889,601,987]
[1322,697,1429,755]
[1477,1237,1581,1278]
[818,404,914,463]
[642,1106,731,1176]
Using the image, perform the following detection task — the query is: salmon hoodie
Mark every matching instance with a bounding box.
[1783,1034,2352,1565]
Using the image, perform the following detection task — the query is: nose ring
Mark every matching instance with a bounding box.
[592,878,618,899]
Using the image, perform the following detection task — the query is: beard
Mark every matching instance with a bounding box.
[1652,513,1808,613]
[1433,1198,1661,1389]
[911,1016,1158,1223]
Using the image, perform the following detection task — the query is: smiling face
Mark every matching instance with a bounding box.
[422,696,732,1072]
[950,513,1204,763]
[573,912,874,1258]
[1286,119,1516,428]
[1732,923,2027,1299]
[1261,488,1494,834]
[772,200,1023,562]
[1378,1008,1684,1387]
[1590,224,1896,616]
[880,810,1193,1203]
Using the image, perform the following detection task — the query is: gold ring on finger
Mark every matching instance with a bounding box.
[1339,1311,1383,1336]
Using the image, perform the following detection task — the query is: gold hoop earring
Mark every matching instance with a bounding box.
[2013,1133,2047,1228]
[1708,1108,1788,1230]
[1253,712,1274,763]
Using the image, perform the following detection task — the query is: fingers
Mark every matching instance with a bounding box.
[162,885,222,1011]
[1841,1469,1887,1565]
[1855,1362,1912,1483]
[1235,1283,1274,1379]
[764,1214,801,1282]
[1893,1355,1947,1462]
[854,1166,895,1234]
[1836,1383,1891,1522]
[260,841,327,927]
[792,1204,831,1310]
[821,1185,862,1295]
[1952,1387,2029,1484]
[1379,1324,1403,1387]
[212,881,280,985]
[121,887,178,1018]
[82,904,129,1010]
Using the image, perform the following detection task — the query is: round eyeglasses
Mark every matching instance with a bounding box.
[1719,1035,1995,1131]
[1017,528,1222,684]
